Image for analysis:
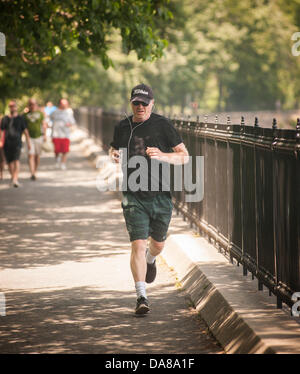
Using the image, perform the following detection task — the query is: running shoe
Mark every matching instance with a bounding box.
[135,296,150,315]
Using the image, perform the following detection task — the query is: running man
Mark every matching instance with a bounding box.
[110,84,189,314]
[24,98,47,180]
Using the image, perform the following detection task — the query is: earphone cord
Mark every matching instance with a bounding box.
[123,112,148,167]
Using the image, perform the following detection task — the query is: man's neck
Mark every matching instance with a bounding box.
[132,113,151,123]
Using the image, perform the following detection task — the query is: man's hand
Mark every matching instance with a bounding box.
[109,147,120,163]
[146,147,165,161]
[146,143,189,165]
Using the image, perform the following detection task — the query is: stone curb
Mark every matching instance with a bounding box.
[161,234,300,354]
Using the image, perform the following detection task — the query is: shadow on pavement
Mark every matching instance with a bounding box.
[0,136,224,354]
[0,285,222,354]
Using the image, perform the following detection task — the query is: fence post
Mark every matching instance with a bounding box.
[226,116,232,260]
[295,119,300,303]
[240,116,245,269]
[271,117,281,307]
[214,115,218,248]
[255,106,262,290]
[295,118,300,160]
[254,117,260,279]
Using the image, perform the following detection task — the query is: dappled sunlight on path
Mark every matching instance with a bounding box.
[0,134,223,354]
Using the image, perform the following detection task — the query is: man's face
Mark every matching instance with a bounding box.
[59,99,69,109]
[8,102,17,114]
[131,99,154,122]
[28,100,37,111]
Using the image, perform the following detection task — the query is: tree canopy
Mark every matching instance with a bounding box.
[0,0,172,105]
[0,0,171,64]
[1,0,300,116]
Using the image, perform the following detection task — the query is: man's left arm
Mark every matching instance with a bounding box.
[66,110,76,128]
[23,128,31,151]
[21,116,31,151]
[146,142,189,165]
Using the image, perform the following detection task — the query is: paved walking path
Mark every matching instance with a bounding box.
[0,133,223,354]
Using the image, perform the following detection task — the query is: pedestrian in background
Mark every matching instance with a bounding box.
[50,99,75,170]
[43,101,57,137]
[0,100,31,187]
[24,98,47,180]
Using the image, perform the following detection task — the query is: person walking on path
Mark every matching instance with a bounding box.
[50,99,75,170]
[43,101,57,137]
[0,100,31,187]
[110,83,189,315]
[24,99,47,180]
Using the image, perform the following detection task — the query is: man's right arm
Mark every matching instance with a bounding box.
[110,123,121,163]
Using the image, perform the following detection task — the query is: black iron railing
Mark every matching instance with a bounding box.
[74,107,300,310]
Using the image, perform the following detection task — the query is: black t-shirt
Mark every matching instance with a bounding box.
[1,115,27,147]
[110,113,182,197]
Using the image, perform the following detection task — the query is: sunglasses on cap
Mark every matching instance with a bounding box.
[132,101,149,107]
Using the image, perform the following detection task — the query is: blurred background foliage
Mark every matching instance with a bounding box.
[1,0,300,117]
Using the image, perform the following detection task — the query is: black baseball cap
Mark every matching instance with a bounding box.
[130,83,154,105]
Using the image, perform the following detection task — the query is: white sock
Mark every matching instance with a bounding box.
[146,249,156,264]
[135,281,147,299]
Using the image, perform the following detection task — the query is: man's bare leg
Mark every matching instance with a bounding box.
[34,155,40,173]
[28,155,35,176]
[130,239,151,314]
[61,153,67,169]
[149,237,165,257]
[14,160,20,184]
[130,239,147,282]
[8,162,14,181]
[9,160,20,185]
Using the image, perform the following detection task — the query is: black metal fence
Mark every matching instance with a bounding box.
[75,107,300,309]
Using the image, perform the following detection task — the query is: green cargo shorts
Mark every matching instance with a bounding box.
[121,192,173,242]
